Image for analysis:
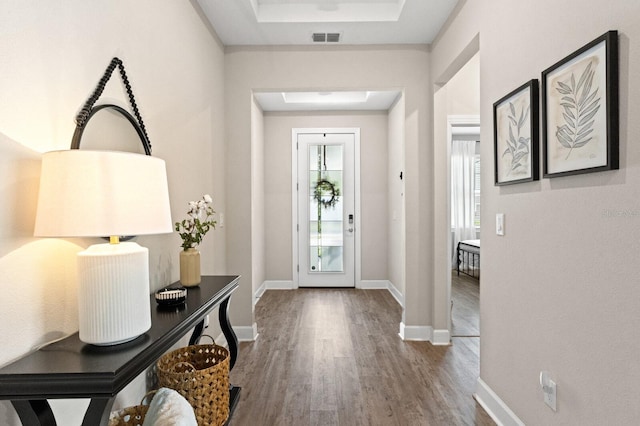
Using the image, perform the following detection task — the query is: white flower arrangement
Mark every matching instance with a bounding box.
[175,194,216,250]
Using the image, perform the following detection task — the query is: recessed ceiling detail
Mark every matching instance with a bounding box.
[196,0,459,45]
[250,0,406,23]
[254,90,401,112]
[282,91,369,104]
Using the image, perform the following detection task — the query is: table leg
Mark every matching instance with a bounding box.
[12,396,115,426]
[81,397,115,426]
[12,400,56,426]
[218,297,238,370]
[188,320,205,346]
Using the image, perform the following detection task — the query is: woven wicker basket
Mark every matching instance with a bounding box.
[156,341,230,426]
[109,391,156,426]
[109,405,148,426]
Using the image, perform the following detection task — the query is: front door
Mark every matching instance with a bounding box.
[296,131,356,287]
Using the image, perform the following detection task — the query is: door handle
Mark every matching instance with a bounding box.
[348,227,354,233]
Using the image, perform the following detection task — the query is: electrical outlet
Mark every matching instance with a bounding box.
[543,379,556,411]
[540,371,557,411]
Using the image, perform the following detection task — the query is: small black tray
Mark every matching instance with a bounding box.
[155,287,187,306]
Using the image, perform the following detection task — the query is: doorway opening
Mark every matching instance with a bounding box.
[448,119,480,337]
[433,47,480,344]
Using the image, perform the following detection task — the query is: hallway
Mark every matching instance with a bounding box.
[229,289,493,425]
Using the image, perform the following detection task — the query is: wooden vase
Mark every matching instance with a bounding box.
[180,248,201,287]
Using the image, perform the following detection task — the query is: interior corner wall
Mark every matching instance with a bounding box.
[262,111,389,282]
[433,85,449,329]
[0,1,225,424]
[225,45,432,331]
[388,96,406,297]
[431,1,640,424]
[251,97,266,298]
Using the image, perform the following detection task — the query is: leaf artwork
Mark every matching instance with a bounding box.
[554,60,600,160]
[501,101,530,175]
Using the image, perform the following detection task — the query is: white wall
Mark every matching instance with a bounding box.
[446,53,480,115]
[432,1,640,424]
[0,1,225,424]
[262,111,389,282]
[225,45,431,332]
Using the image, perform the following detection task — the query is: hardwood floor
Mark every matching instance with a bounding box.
[451,272,480,337]
[229,289,494,426]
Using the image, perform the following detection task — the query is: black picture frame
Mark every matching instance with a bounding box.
[493,79,540,185]
[542,30,618,178]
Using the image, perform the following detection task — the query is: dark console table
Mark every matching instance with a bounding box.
[0,275,241,426]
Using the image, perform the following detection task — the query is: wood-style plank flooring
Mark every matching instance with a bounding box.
[229,289,493,426]
[451,272,480,337]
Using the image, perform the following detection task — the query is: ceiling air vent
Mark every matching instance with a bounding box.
[326,33,340,43]
[312,33,326,43]
[312,33,341,43]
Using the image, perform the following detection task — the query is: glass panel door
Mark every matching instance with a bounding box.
[296,130,355,288]
[308,144,344,272]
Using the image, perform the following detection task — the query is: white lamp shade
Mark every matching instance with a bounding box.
[34,150,172,238]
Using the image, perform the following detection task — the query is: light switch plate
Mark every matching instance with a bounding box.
[496,213,505,236]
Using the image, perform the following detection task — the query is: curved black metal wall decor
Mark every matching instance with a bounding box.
[70,57,151,155]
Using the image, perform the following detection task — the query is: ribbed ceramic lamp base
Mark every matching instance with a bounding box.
[77,242,151,345]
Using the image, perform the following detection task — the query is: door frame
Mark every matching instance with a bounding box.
[446,115,480,333]
[292,128,361,289]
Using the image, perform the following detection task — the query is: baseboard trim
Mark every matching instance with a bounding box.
[263,280,295,290]
[255,281,294,306]
[474,377,525,426]
[254,282,266,306]
[360,280,404,308]
[234,323,259,342]
[359,279,389,289]
[387,281,404,307]
[399,322,433,341]
[432,329,451,345]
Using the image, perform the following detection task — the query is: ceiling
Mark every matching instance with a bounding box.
[196,0,458,111]
[197,0,459,46]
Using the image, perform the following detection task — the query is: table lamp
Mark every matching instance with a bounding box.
[34,149,172,345]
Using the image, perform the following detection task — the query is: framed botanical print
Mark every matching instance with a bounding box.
[493,79,539,185]
[542,30,618,177]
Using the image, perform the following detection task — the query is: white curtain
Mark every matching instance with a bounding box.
[451,139,477,265]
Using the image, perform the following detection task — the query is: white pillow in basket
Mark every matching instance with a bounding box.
[142,387,197,426]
